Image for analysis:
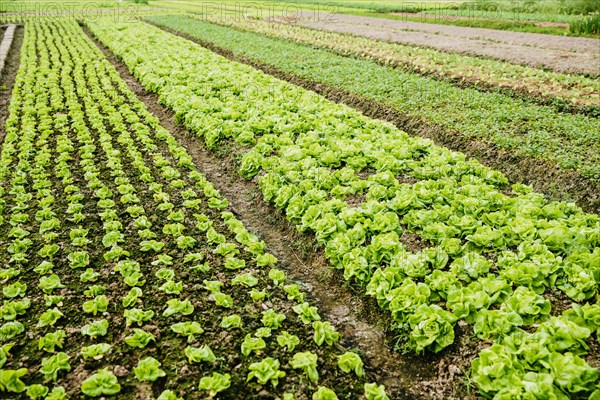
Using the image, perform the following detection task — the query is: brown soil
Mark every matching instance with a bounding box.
[84,24,484,400]
[392,12,570,29]
[146,21,600,215]
[0,25,22,144]
[278,13,600,76]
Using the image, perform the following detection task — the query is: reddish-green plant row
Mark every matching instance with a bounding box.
[0,21,388,399]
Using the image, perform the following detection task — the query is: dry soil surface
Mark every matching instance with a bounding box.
[276,12,600,75]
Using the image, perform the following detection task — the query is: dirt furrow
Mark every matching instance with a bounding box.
[0,25,22,144]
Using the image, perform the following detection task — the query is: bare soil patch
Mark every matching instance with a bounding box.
[392,12,570,29]
[276,13,600,75]
[84,23,487,400]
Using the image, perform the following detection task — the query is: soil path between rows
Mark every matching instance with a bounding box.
[0,25,22,145]
[274,12,600,75]
[83,24,484,400]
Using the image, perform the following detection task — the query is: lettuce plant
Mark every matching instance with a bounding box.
[276,331,300,352]
[408,304,457,354]
[338,352,364,377]
[80,269,101,283]
[563,302,600,337]
[39,330,66,353]
[125,329,156,348]
[289,351,319,383]
[39,274,65,294]
[185,345,216,363]
[473,310,523,340]
[163,299,194,316]
[81,368,121,396]
[37,308,63,328]
[283,284,305,303]
[67,251,89,269]
[292,303,321,325]
[0,368,27,393]
[40,352,71,381]
[171,321,204,342]
[247,358,286,388]
[262,309,286,330]
[134,357,166,382]
[159,280,183,295]
[125,308,155,327]
[220,315,242,329]
[241,334,266,356]
[313,321,340,346]
[0,343,13,368]
[250,289,267,302]
[81,319,109,338]
[83,295,109,316]
[81,343,112,360]
[122,287,143,308]
[45,386,69,400]
[26,384,48,399]
[364,383,389,400]
[0,299,30,321]
[501,286,551,324]
[157,390,184,400]
[3,282,27,298]
[213,293,233,308]
[312,387,338,400]
[232,273,259,288]
[268,268,286,286]
[198,372,231,398]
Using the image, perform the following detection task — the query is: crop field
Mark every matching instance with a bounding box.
[0,1,599,399]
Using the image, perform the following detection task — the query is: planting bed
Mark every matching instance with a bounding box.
[0,20,388,399]
[84,17,600,400]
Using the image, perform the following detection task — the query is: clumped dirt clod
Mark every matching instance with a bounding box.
[84,23,485,400]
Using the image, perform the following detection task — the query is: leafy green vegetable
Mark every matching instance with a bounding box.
[289,351,319,383]
[40,352,71,381]
[338,352,365,377]
[198,372,231,398]
[185,345,216,363]
[247,357,286,388]
[81,368,121,396]
[133,357,166,382]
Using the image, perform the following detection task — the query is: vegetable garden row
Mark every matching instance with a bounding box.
[191,12,600,110]
[83,18,600,399]
[0,21,388,399]
[144,15,600,184]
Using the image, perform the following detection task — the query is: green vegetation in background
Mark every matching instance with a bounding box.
[569,14,600,35]
[147,15,600,181]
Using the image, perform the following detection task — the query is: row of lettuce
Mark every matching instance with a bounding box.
[145,15,600,183]
[86,18,600,399]
[0,21,388,399]
[191,12,599,110]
